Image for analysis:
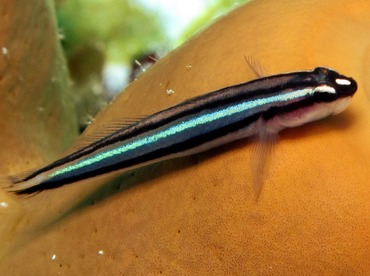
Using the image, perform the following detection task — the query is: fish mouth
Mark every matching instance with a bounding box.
[338,76,357,97]
[314,67,358,98]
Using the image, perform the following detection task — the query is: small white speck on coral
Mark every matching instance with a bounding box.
[166,89,175,95]
[2,47,8,56]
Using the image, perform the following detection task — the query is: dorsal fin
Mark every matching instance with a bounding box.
[66,116,147,153]
[244,56,268,78]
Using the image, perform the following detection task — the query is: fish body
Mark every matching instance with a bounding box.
[6,67,357,194]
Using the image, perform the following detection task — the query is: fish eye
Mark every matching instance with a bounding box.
[335,78,352,85]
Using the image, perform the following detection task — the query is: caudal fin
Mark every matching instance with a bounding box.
[0,170,44,196]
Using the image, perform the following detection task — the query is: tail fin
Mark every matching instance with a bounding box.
[0,173,51,211]
[0,170,44,196]
[1,174,20,192]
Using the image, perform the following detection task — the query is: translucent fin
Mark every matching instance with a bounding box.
[67,116,148,153]
[4,170,35,189]
[243,57,274,200]
[0,171,59,211]
[251,119,278,200]
[0,169,41,194]
[0,176,43,210]
[0,175,16,193]
[244,56,268,78]
[0,174,32,208]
